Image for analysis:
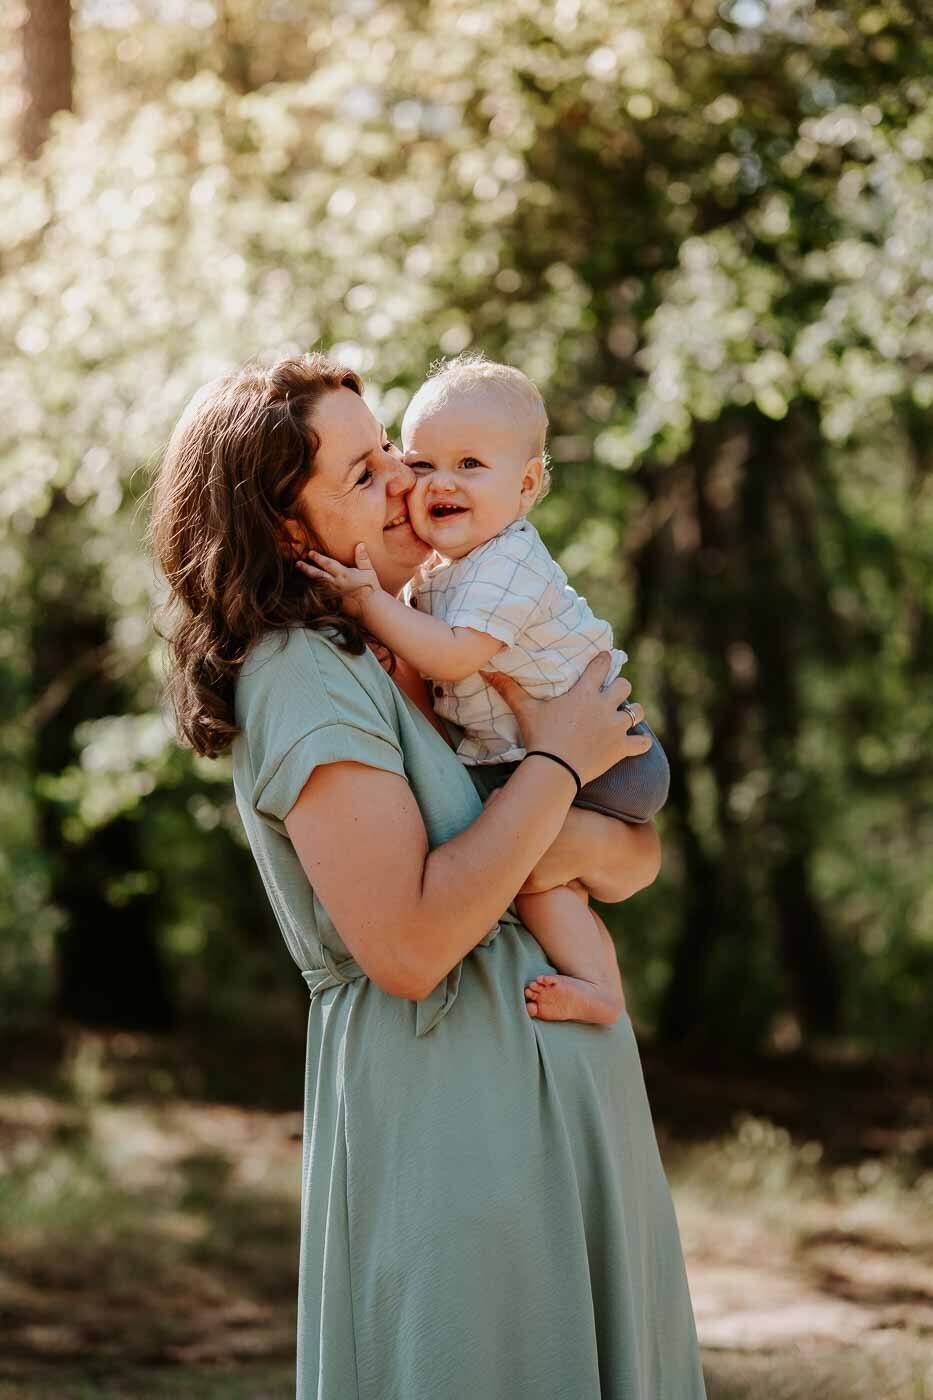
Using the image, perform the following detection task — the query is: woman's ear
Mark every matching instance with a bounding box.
[518,456,545,514]
[278,513,310,560]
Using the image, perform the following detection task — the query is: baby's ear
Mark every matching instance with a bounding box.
[519,455,545,513]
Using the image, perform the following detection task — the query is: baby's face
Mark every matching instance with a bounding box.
[402,388,539,560]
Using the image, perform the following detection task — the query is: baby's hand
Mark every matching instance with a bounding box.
[297,543,382,616]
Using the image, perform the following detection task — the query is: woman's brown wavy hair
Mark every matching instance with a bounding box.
[148,353,373,758]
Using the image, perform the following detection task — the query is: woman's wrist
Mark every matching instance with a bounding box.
[501,750,579,813]
[522,750,583,798]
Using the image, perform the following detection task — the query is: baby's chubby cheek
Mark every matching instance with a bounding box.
[406,477,440,547]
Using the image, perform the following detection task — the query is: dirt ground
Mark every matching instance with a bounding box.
[0,1025,931,1398]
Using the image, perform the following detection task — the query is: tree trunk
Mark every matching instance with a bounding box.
[656,677,725,1042]
[17,0,72,159]
[18,9,175,1028]
[644,416,842,1044]
[741,420,842,1038]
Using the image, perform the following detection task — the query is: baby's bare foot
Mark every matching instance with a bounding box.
[524,974,624,1026]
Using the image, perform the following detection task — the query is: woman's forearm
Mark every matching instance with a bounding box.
[287,655,653,1001]
[286,756,579,1002]
[413,791,656,992]
[407,758,579,994]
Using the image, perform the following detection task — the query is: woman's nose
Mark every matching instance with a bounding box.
[386,457,416,494]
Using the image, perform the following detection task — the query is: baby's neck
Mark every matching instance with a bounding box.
[447,515,526,561]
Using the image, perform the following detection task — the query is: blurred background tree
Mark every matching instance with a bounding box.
[1,0,930,1052]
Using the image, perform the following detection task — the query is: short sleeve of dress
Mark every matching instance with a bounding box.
[235,628,407,828]
[427,526,553,649]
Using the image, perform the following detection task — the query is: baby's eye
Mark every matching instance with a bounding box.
[409,461,434,473]
[461,457,484,470]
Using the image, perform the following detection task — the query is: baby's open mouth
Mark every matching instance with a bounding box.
[429,503,468,520]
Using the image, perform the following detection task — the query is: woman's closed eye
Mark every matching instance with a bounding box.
[356,441,399,486]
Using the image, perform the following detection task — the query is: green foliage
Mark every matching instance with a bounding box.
[1,0,930,1045]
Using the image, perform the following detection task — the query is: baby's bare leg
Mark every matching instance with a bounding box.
[589,907,625,1010]
[516,886,625,1025]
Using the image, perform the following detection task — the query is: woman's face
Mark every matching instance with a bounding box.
[295,387,431,595]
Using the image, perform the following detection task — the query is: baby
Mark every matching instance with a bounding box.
[305,355,669,1025]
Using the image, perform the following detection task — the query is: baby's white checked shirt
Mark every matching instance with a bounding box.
[409,519,627,765]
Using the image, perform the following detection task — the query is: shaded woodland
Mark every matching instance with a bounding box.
[1,0,931,1053]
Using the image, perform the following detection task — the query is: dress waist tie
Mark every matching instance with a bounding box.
[301,910,521,1038]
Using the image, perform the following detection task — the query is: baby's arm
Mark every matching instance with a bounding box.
[298,543,504,681]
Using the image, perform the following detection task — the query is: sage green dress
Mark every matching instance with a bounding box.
[232,626,706,1400]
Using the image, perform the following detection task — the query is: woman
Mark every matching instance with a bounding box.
[150,353,707,1399]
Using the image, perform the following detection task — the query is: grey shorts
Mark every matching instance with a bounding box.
[475,717,670,824]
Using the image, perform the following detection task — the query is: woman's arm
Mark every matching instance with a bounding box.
[285,756,575,1000]
[284,656,651,1001]
[521,809,661,903]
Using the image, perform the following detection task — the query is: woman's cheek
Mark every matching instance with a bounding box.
[307,505,346,562]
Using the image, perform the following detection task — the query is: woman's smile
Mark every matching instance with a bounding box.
[296,388,431,594]
[385,505,413,531]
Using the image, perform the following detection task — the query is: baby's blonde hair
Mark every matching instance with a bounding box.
[404,352,552,501]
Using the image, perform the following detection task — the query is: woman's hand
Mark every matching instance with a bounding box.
[297,542,382,617]
[481,654,652,788]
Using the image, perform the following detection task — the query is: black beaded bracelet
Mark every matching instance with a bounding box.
[523,750,583,798]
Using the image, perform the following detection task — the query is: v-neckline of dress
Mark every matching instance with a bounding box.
[394,678,460,754]
[375,650,457,751]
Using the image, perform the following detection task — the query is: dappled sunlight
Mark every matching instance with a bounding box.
[0,1080,301,1381]
[2,1033,933,1394]
[672,1121,933,1394]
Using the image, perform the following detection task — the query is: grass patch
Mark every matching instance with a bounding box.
[1,1030,932,1395]
[0,1365,295,1398]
